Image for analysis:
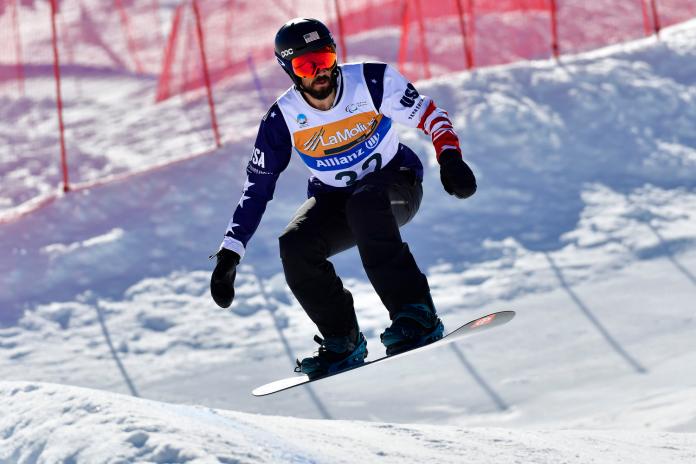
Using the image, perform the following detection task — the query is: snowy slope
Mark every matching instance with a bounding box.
[2,381,695,463]
[1,13,696,464]
[3,0,694,216]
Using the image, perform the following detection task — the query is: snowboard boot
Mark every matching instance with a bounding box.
[295,329,368,380]
[380,295,445,356]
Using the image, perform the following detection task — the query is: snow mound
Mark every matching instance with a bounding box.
[1,381,695,464]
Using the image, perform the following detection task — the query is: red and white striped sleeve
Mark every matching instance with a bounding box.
[417,100,461,161]
[378,64,461,162]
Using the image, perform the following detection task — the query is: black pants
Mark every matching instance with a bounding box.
[279,168,430,338]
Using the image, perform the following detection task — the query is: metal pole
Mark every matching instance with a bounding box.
[455,0,472,70]
[468,0,476,68]
[334,0,348,62]
[549,0,560,59]
[413,0,431,79]
[11,0,25,95]
[50,0,70,193]
[114,0,144,73]
[398,0,410,75]
[640,0,652,36]
[650,0,661,37]
[192,0,222,148]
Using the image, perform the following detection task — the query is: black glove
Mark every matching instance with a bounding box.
[438,149,477,199]
[210,248,240,308]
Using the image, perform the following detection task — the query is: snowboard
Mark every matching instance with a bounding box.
[252,310,515,396]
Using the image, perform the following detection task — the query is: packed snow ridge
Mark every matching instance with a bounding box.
[2,381,695,464]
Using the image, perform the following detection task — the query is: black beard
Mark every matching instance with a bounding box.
[301,73,337,100]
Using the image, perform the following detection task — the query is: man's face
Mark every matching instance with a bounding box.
[300,68,335,100]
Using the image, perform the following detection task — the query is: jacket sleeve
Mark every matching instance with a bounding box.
[364,62,461,161]
[220,103,292,259]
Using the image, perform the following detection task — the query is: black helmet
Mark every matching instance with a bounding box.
[274,18,337,87]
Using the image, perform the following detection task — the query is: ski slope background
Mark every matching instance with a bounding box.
[2,15,696,464]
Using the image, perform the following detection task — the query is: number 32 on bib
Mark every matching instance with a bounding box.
[335,152,382,186]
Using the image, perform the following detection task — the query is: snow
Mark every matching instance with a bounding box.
[1,9,696,464]
[2,381,695,463]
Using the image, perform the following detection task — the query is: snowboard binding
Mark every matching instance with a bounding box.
[381,301,445,356]
[295,332,368,380]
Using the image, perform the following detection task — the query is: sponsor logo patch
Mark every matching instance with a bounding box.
[293,116,392,172]
[301,118,375,153]
[280,48,294,58]
[365,133,380,149]
[296,113,308,127]
[315,148,365,168]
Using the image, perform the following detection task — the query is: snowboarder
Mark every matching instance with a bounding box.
[211,18,476,379]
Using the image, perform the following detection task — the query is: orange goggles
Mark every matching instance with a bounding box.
[291,47,337,79]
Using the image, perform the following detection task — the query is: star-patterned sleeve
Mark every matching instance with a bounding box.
[220,103,292,259]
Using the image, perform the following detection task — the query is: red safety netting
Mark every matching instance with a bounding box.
[157,0,552,100]
[156,0,320,102]
[0,0,25,94]
[1,0,164,75]
[656,0,696,29]
[157,0,696,104]
[0,0,220,221]
[556,0,648,55]
[396,0,554,77]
